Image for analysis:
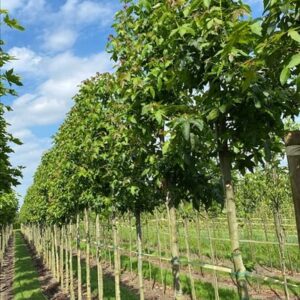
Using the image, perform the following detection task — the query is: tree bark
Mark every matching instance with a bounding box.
[69,223,75,300]
[76,214,82,300]
[219,142,249,300]
[112,213,121,300]
[284,130,300,247]
[84,208,91,300]
[167,193,182,299]
[96,214,103,300]
[183,217,196,300]
[135,210,145,300]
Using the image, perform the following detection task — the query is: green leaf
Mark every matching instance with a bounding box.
[162,140,170,154]
[178,24,195,37]
[154,110,163,124]
[182,121,190,141]
[288,30,300,43]
[280,67,290,85]
[280,53,300,85]
[250,21,262,36]
[207,108,219,121]
[203,0,211,8]
[130,185,139,195]
[190,119,204,131]
[286,53,300,69]
[254,101,261,108]
[149,86,155,98]
[219,104,227,113]
[3,15,24,31]
[170,28,179,37]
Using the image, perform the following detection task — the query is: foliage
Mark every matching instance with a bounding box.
[259,0,300,87]
[236,166,293,218]
[0,191,18,225]
[0,10,24,194]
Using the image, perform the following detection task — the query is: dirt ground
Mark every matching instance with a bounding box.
[0,236,14,300]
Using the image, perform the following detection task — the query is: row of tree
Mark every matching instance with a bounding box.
[20,1,299,299]
[0,10,24,226]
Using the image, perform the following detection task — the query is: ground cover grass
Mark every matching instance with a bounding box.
[13,231,45,300]
[72,255,139,300]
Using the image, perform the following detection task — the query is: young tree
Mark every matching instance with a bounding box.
[0,10,24,193]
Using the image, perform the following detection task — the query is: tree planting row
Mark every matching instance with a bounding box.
[20,1,300,300]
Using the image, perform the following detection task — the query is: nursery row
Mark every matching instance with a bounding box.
[21,208,300,300]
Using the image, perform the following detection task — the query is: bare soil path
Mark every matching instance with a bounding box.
[0,235,14,300]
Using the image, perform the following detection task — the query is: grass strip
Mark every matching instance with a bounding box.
[13,231,45,300]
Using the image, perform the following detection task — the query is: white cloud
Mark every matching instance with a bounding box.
[6,48,111,200]
[1,0,24,12]
[43,28,78,52]
[7,48,112,131]
[9,127,51,201]
[2,0,46,21]
[8,47,43,74]
[3,0,119,203]
[59,0,115,26]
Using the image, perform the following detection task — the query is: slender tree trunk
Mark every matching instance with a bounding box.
[112,213,121,300]
[284,131,300,247]
[96,214,103,300]
[183,217,196,300]
[54,225,59,281]
[206,216,220,300]
[76,214,82,300]
[129,216,133,277]
[51,228,56,277]
[219,142,249,300]
[167,193,182,299]
[155,210,164,286]
[273,207,290,300]
[60,226,64,291]
[135,210,145,300]
[69,223,75,300]
[84,208,92,300]
[65,225,70,294]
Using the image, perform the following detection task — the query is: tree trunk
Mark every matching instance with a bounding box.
[155,210,164,287]
[112,213,121,300]
[76,214,82,300]
[96,214,103,300]
[219,143,249,300]
[60,226,64,291]
[273,207,290,300]
[65,225,70,294]
[135,210,145,300]
[84,208,91,300]
[167,193,182,299]
[69,223,75,300]
[284,131,300,247]
[183,217,196,300]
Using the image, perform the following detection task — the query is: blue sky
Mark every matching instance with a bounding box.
[2,0,262,204]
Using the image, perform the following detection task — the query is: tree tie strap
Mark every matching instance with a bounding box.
[171,256,180,266]
[234,270,248,279]
[286,145,300,156]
